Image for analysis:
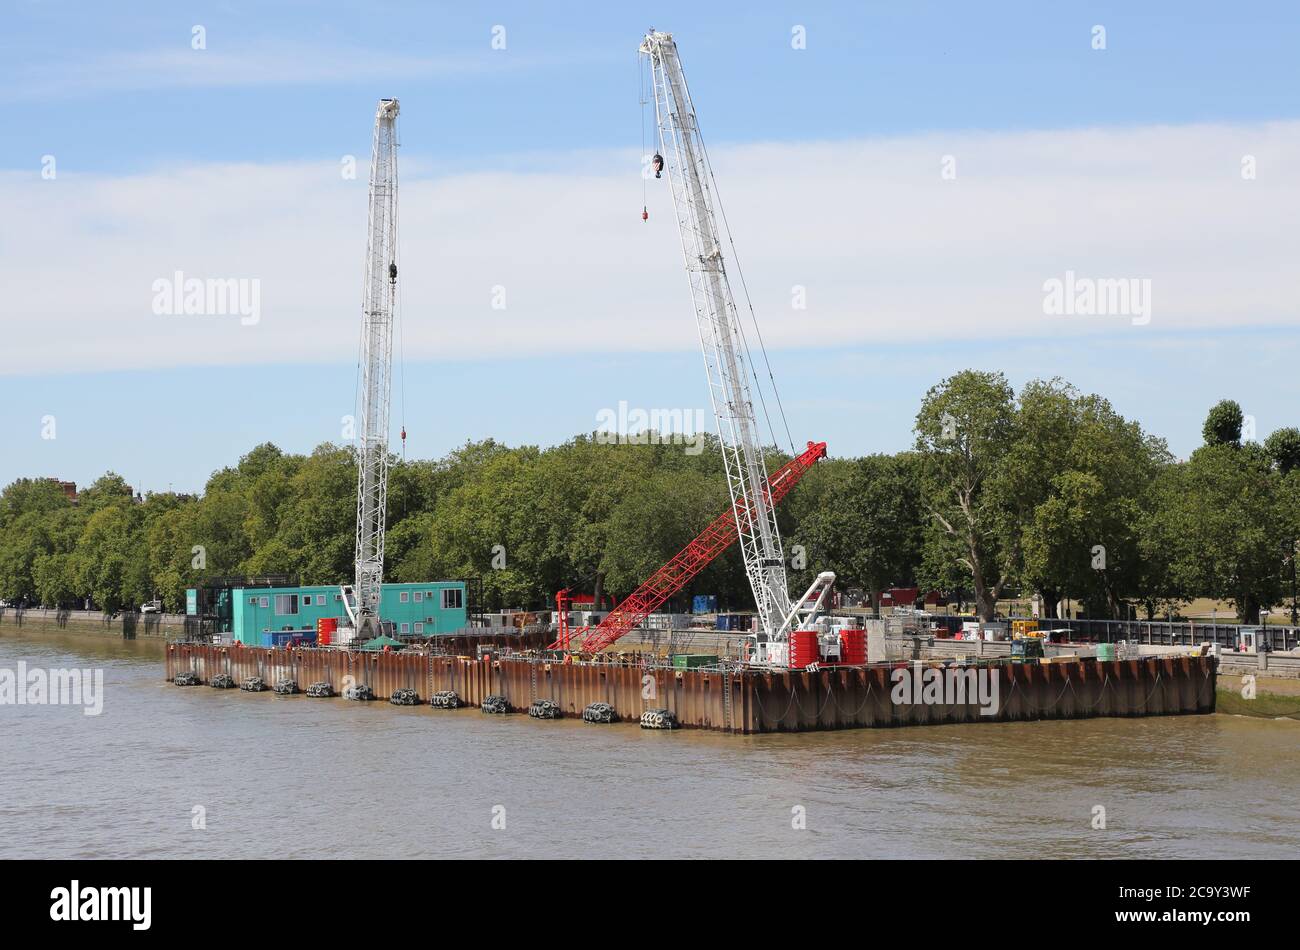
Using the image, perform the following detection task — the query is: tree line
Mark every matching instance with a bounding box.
[2,371,1298,623]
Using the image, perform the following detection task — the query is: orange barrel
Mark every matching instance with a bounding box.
[840,628,867,665]
[788,629,819,669]
[317,616,337,646]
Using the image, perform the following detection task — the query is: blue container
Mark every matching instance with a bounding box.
[693,594,718,615]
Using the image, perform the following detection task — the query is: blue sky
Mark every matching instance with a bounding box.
[2,1,1298,492]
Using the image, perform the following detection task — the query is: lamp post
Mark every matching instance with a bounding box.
[1289,539,1298,627]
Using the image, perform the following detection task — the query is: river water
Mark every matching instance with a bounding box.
[2,629,1297,859]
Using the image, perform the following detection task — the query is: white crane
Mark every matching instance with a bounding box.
[343,97,400,641]
[640,31,832,665]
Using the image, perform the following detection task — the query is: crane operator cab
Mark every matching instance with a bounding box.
[747,632,789,668]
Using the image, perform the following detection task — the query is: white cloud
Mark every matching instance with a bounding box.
[2,119,1297,377]
[1,40,604,100]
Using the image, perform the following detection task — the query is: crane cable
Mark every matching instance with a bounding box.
[393,117,408,468]
[654,44,798,461]
[639,52,649,218]
[697,126,797,460]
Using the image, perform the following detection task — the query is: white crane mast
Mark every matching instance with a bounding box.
[350,97,400,639]
[640,31,795,640]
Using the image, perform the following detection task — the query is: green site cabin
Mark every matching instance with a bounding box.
[187,580,468,644]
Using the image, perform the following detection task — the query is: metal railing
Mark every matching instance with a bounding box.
[928,614,1298,651]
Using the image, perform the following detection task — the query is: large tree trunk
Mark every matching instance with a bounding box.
[972,569,997,621]
[1039,589,1060,619]
[592,571,606,612]
[1239,595,1260,625]
[1101,574,1124,620]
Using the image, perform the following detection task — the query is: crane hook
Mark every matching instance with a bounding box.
[389,262,397,284]
[652,153,664,178]
[642,206,649,222]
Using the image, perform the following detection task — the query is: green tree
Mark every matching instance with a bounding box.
[792,454,922,614]
[1264,427,1300,475]
[1019,393,1167,618]
[32,552,78,608]
[0,478,76,602]
[1202,400,1243,447]
[915,371,1016,620]
[1153,444,1291,623]
[71,506,135,612]
[1136,464,1192,619]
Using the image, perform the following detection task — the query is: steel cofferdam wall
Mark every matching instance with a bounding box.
[165,646,1217,734]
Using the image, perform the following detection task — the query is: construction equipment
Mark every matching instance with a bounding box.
[343,98,402,641]
[638,29,834,665]
[1011,619,1041,639]
[553,588,573,650]
[550,440,826,652]
[1010,638,1044,661]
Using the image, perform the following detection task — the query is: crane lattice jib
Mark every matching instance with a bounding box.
[579,441,827,653]
[641,30,792,639]
[354,98,400,628]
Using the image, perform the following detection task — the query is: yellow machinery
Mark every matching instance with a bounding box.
[1011,619,1042,639]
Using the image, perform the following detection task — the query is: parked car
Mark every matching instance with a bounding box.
[140,600,163,614]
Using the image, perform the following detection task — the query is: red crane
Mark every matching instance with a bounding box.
[551,441,828,653]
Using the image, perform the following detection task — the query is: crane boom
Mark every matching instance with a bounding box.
[641,30,793,639]
[351,97,400,638]
[566,441,826,653]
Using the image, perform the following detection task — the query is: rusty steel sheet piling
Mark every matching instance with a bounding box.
[166,645,1216,734]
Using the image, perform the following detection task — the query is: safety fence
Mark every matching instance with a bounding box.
[929,615,1298,651]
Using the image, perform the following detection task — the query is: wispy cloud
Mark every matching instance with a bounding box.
[2,119,1296,377]
[1,40,608,101]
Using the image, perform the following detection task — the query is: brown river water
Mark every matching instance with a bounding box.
[2,629,1297,859]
